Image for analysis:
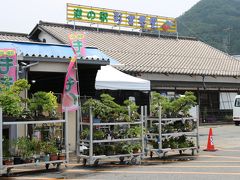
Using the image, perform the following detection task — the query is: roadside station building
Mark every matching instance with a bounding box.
[1,4,240,151]
[26,20,240,124]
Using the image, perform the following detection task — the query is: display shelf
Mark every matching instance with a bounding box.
[0,108,69,176]
[144,105,199,158]
[3,160,67,168]
[93,121,142,126]
[93,138,142,143]
[77,106,145,166]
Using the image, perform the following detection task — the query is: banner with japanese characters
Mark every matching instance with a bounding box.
[0,49,17,88]
[68,32,86,58]
[67,3,177,32]
[62,56,79,112]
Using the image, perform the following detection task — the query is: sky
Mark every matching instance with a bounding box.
[0,0,200,34]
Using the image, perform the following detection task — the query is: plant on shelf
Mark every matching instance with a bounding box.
[104,145,116,155]
[162,124,175,133]
[111,125,125,139]
[100,93,124,121]
[80,128,89,140]
[121,143,132,154]
[131,143,142,153]
[93,144,105,155]
[28,91,58,119]
[41,139,59,161]
[0,79,30,119]
[82,98,111,122]
[93,130,105,140]
[3,137,14,165]
[123,100,140,122]
[15,137,34,163]
[31,138,42,161]
[150,91,196,118]
[126,126,142,138]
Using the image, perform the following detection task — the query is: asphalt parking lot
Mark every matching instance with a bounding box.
[3,124,240,180]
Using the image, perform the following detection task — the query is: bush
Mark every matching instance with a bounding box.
[0,79,30,117]
[29,91,58,118]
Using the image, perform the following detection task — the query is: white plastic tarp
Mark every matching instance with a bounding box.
[95,65,150,91]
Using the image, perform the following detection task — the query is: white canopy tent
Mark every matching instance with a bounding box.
[95,65,150,91]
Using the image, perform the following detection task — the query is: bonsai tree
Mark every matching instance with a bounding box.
[122,100,140,121]
[100,94,123,120]
[29,91,58,118]
[82,98,111,122]
[150,91,196,118]
[0,79,30,117]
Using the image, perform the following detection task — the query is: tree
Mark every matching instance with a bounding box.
[150,91,196,118]
[0,79,30,117]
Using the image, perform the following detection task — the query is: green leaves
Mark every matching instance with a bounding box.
[0,79,29,117]
[29,91,58,118]
[150,91,196,118]
[82,93,140,122]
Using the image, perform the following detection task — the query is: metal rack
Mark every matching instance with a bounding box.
[0,108,69,176]
[77,106,145,165]
[144,106,199,158]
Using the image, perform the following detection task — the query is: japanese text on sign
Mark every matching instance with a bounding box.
[68,33,86,58]
[0,49,17,88]
[67,3,177,32]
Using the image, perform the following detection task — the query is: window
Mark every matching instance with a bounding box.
[220,92,237,110]
[235,98,240,107]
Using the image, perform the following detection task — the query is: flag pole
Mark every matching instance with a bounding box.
[75,55,82,156]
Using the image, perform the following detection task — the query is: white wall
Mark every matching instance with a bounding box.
[30,62,67,73]
[38,31,61,44]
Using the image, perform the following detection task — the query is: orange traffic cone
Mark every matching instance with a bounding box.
[204,128,217,151]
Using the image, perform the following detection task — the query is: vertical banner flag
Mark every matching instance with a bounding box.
[0,49,17,88]
[68,32,86,58]
[62,56,79,112]
[62,32,86,112]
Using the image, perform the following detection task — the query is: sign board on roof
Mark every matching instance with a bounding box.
[67,3,177,33]
[0,49,17,88]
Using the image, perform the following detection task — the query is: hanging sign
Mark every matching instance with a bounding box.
[68,32,86,58]
[0,49,17,88]
[67,3,177,32]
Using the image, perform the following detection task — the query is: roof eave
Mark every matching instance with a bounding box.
[22,56,109,65]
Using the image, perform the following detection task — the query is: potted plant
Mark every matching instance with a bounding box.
[3,137,14,165]
[132,143,142,153]
[40,141,50,162]
[120,144,133,154]
[0,79,30,120]
[93,130,105,140]
[28,91,58,120]
[104,145,116,155]
[100,94,123,121]
[123,100,140,122]
[15,137,34,163]
[49,145,59,161]
[126,126,142,138]
[93,144,105,155]
[80,128,89,140]
[82,98,111,122]
[31,138,42,162]
[150,91,196,118]
[58,152,65,160]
